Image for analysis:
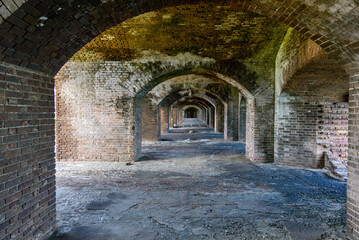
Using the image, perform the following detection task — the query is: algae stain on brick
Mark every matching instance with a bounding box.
[70,4,288,64]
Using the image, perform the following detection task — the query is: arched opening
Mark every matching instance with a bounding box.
[133,71,254,159]
[275,50,349,176]
[184,107,198,119]
[0,1,358,239]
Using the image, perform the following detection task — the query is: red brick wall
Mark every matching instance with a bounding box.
[275,96,349,169]
[55,59,285,165]
[318,103,348,172]
[0,62,56,240]
[159,105,169,134]
[55,62,135,162]
[275,29,327,97]
[275,97,320,168]
[346,70,359,240]
[142,97,158,141]
[0,1,359,239]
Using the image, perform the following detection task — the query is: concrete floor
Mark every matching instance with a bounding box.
[53,138,347,240]
[164,118,220,141]
[174,118,209,128]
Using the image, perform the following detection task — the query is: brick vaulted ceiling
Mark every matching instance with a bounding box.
[70,5,288,62]
[1,0,359,74]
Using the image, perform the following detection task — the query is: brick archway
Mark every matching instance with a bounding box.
[1,1,359,239]
[0,1,358,75]
[164,93,217,127]
[133,71,255,161]
[158,89,226,134]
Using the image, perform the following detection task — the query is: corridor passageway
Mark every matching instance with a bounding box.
[174,118,209,129]
[1,1,359,239]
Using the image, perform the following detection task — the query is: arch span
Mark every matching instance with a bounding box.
[0,0,358,75]
[159,89,223,132]
[2,1,359,240]
[171,95,217,129]
[134,71,255,160]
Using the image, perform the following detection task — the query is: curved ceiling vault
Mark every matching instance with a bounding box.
[1,0,358,75]
[159,89,223,109]
[71,5,288,62]
[144,73,246,107]
[173,96,215,110]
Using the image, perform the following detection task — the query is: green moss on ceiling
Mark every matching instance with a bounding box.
[71,4,288,62]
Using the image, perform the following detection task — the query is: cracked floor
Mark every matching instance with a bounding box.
[53,139,347,240]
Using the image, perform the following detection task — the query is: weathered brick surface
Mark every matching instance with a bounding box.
[0,1,358,75]
[144,78,225,133]
[239,98,246,142]
[276,96,322,168]
[347,73,359,240]
[275,28,327,97]
[171,92,217,129]
[171,97,212,125]
[0,1,358,239]
[159,105,169,134]
[55,63,135,162]
[216,103,225,133]
[56,59,272,163]
[0,62,55,240]
[275,98,349,171]
[275,26,349,169]
[318,102,348,178]
[141,97,158,141]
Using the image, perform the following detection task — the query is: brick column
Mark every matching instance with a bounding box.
[216,104,224,133]
[347,72,359,239]
[226,90,239,140]
[159,105,169,134]
[239,98,247,141]
[56,62,135,162]
[141,97,158,141]
[0,63,56,240]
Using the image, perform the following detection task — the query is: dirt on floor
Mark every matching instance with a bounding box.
[53,139,347,240]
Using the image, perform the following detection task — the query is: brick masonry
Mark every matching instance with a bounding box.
[275,26,349,170]
[0,0,358,75]
[239,98,246,142]
[347,74,359,240]
[55,62,135,162]
[144,77,227,135]
[276,96,323,168]
[318,102,349,179]
[55,58,274,163]
[141,96,158,141]
[0,0,358,239]
[275,97,349,173]
[0,62,55,240]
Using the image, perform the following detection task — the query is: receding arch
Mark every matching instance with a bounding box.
[176,98,212,124]
[157,89,224,139]
[2,1,359,240]
[183,106,199,119]
[158,89,224,132]
[134,70,255,160]
[159,96,212,134]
